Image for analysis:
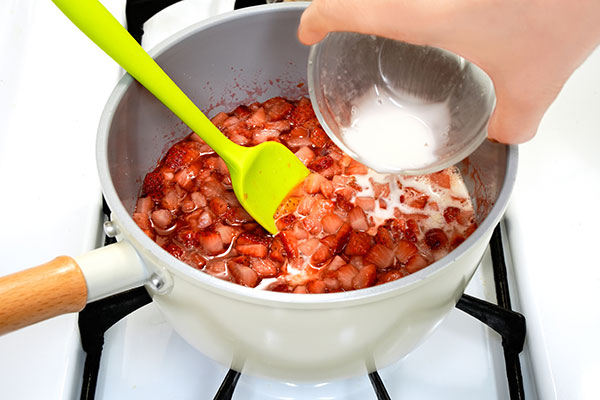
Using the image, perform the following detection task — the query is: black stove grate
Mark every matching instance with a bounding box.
[78,2,526,398]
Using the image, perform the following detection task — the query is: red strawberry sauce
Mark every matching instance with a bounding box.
[133,97,477,293]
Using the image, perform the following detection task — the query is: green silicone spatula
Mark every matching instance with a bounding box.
[52,0,309,234]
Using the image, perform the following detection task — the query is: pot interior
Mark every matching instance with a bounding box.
[103,4,508,256]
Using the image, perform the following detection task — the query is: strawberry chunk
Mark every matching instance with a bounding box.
[345,231,372,256]
[395,240,418,263]
[321,213,344,234]
[365,244,395,269]
[279,230,298,258]
[309,127,328,148]
[348,206,369,231]
[142,172,164,196]
[405,254,428,273]
[424,228,448,250]
[311,244,333,266]
[197,230,224,255]
[352,264,377,289]
[229,262,259,288]
[336,264,359,290]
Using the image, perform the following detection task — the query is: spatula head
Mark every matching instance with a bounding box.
[228,141,310,234]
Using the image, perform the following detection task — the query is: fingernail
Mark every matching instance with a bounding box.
[488,138,499,144]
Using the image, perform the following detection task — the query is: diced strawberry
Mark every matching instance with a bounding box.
[322,276,341,292]
[294,146,315,166]
[370,179,390,199]
[289,98,316,126]
[345,159,369,175]
[174,163,200,191]
[222,115,240,128]
[321,213,344,234]
[275,214,297,231]
[251,258,280,278]
[449,232,466,248]
[236,243,268,258]
[308,155,334,172]
[191,192,207,208]
[164,242,184,259]
[210,111,229,127]
[301,217,322,235]
[197,230,224,255]
[443,206,461,223]
[320,179,335,198]
[279,230,298,258]
[304,173,325,194]
[209,197,229,217]
[229,262,259,287]
[348,206,369,231]
[405,254,428,273]
[424,228,448,250]
[263,97,293,121]
[274,196,301,219]
[354,197,375,212]
[142,172,164,196]
[188,252,207,269]
[297,196,316,216]
[334,222,353,254]
[311,244,333,266]
[402,187,429,209]
[352,264,377,289]
[365,244,395,269]
[246,107,266,127]
[375,226,394,249]
[133,212,152,231]
[252,128,280,144]
[319,234,338,250]
[395,240,418,263]
[151,209,172,230]
[299,237,321,257]
[309,127,328,148]
[214,223,239,245]
[335,193,355,212]
[232,104,252,119]
[292,223,310,241]
[429,170,451,189]
[264,120,291,133]
[325,255,346,272]
[307,280,327,293]
[336,264,359,290]
[200,179,225,199]
[224,206,253,226]
[293,285,309,294]
[345,231,372,256]
[176,228,200,248]
[378,269,407,284]
[163,141,201,170]
[229,132,251,145]
[269,236,286,262]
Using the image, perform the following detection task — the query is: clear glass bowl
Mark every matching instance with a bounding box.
[308,32,495,175]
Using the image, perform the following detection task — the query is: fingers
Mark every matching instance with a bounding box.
[297,0,442,46]
[297,0,360,45]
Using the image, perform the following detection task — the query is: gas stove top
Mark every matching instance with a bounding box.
[1,1,599,399]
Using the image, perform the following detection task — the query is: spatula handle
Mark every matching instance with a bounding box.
[51,0,245,166]
[0,256,88,335]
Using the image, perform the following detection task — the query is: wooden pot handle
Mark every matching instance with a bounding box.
[0,256,88,335]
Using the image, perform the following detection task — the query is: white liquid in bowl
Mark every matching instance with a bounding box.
[340,86,451,172]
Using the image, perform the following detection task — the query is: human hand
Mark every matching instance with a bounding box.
[298,0,600,144]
